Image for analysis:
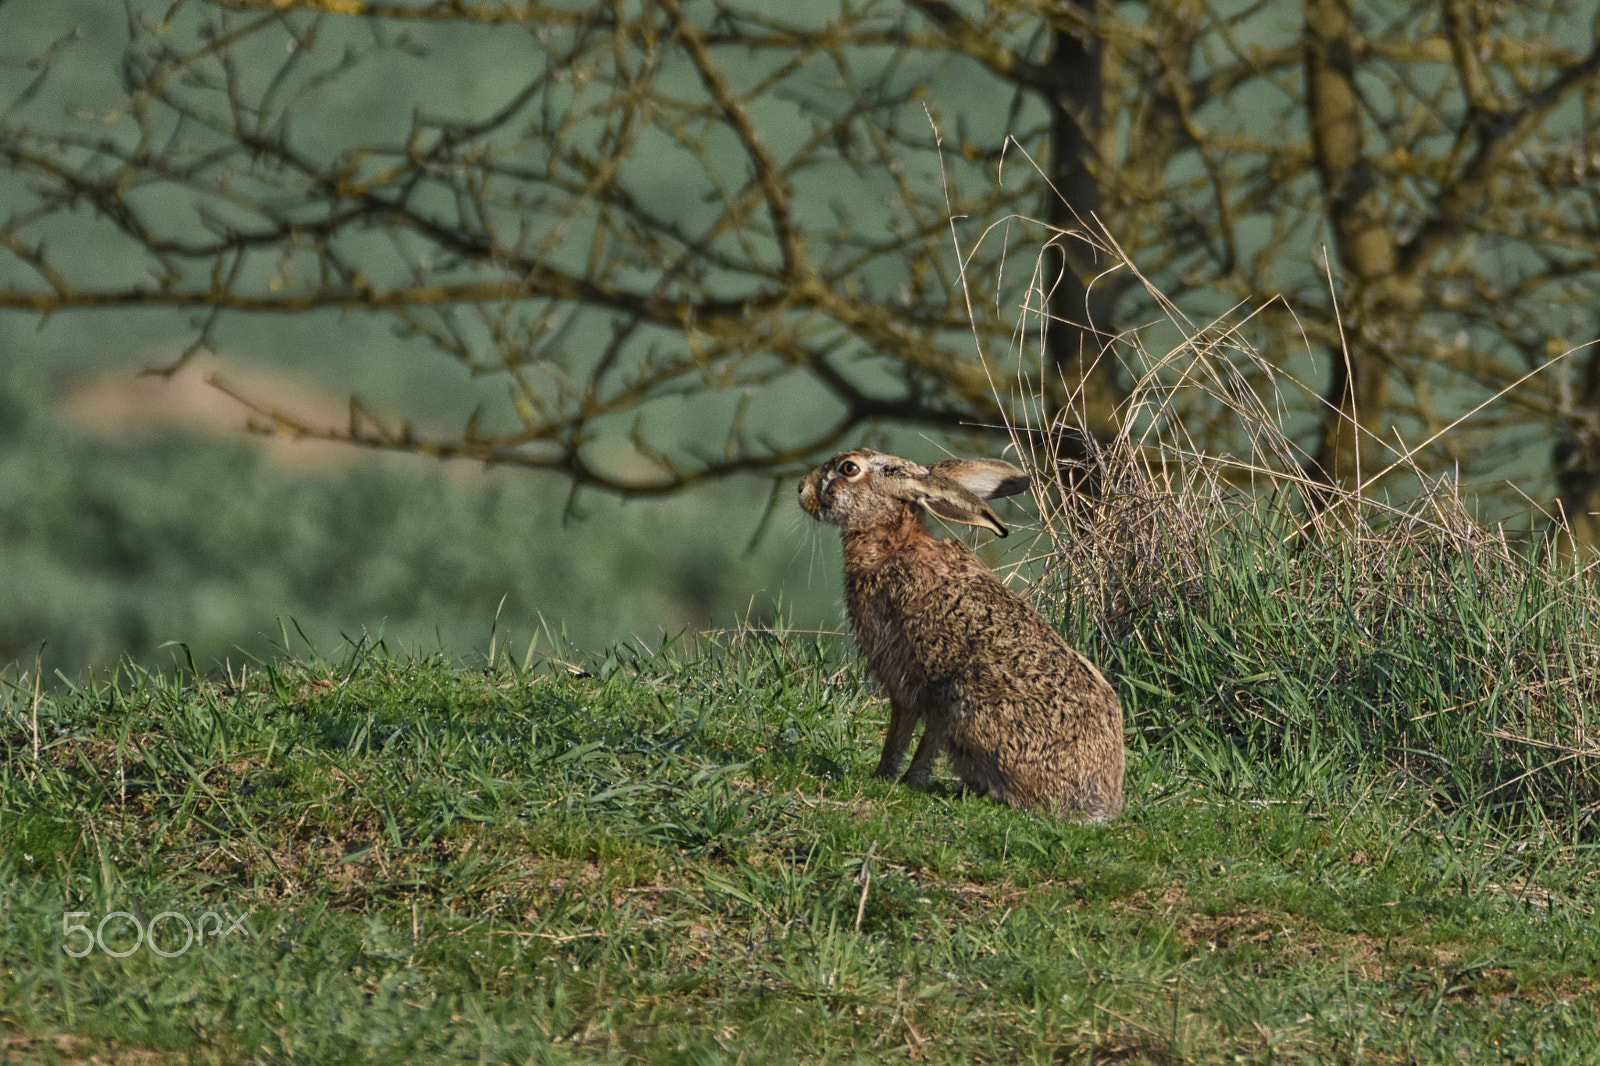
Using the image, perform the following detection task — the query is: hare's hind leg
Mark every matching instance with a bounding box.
[872,695,921,780]
[945,746,1012,807]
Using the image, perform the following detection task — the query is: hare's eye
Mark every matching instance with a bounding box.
[839,460,861,478]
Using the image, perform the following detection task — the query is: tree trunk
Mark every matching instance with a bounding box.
[1040,7,1123,483]
[1303,0,1398,495]
[1553,333,1600,556]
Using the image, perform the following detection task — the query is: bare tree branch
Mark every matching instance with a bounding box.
[3,0,1599,534]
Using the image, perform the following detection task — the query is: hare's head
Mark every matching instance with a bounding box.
[798,449,1031,536]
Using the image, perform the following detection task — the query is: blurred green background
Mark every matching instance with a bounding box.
[0,307,857,675]
[0,1,886,678]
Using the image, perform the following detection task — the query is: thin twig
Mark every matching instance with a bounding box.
[854,841,877,933]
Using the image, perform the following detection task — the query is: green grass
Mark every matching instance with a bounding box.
[2,533,1599,1066]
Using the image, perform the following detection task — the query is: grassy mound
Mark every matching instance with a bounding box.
[1,615,1597,1063]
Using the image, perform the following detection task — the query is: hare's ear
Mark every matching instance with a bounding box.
[928,457,1031,501]
[923,458,1030,537]
[920,480,1011,537]
[875,463,1010,537]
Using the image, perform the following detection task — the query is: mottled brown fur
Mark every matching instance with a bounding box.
[799,448,1125,821]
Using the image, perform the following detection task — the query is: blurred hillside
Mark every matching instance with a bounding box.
[0,347,849,676]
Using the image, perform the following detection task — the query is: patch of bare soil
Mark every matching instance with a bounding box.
[55,353,380,472]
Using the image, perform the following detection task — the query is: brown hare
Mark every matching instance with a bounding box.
[799,448,1124,821]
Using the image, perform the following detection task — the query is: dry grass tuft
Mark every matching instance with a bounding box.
[970,221,1600,827]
